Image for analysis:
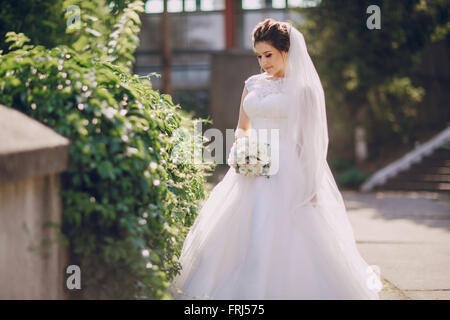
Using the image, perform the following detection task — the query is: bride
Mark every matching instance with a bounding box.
[169,18,382,300]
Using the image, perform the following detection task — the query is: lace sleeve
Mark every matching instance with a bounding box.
[244,74,260,92]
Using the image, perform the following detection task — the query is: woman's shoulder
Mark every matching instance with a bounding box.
[244,72,264,83]
[244,73,264,90]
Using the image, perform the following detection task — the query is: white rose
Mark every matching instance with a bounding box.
[248,139,258,153]
[258,143,270,155]
[258,153,270,165]
[246,166,257,176]
[239,166,249,176]
[236,150,247,164]
[253,164,263,175]
[248,155,258,164]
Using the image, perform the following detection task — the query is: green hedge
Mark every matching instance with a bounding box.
[329,159,369,189]
[0,32,214,299]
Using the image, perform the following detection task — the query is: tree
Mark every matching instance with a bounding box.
[0,0,69,53]
[296,0,449,162]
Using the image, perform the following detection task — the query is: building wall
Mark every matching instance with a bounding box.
[209,50,261,162]
[134,9,303,89]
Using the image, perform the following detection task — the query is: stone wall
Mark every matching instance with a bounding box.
[0,105,70,299]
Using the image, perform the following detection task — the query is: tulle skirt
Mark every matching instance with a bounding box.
[169,142,382,300]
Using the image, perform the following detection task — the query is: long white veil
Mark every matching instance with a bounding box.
[280,22,382,298]
[282,22,329,209]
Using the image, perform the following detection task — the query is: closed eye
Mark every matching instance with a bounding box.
[257,54,272,59]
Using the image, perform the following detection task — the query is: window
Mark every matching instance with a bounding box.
[241,0,320,10]
[184,0,196,11]
[272,0,286,9]
[288,0,320,7]
[145,0,163,13]
[288,0,302,7]
[242,0,265,10]
[144,0,319,14]
[145,0,225,13]
[201,0,225,11]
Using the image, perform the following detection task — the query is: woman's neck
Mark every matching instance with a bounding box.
[266,70,285,79]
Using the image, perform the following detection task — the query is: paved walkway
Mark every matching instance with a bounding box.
[344,190,450,300]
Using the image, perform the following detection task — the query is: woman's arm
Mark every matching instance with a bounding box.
[235,86,251,142]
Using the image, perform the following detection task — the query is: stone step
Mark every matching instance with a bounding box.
[376,181,450,191]
[393,173,450,182]
[410,159,450,167]
[401,167,450,175]
[429,147,450,157]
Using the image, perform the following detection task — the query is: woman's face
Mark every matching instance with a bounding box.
[253,41,287,78]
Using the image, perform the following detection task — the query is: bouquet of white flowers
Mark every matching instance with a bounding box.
[227,137,271,178]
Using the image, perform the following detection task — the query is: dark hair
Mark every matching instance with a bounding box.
[252,18,290,53]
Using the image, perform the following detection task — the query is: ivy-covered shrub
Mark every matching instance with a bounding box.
[0,32,214,299]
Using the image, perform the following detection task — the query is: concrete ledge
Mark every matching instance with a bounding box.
[0,105,70,185]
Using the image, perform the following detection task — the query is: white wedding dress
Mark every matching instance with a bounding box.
[169,71,381,300]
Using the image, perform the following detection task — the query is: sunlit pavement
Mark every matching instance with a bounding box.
[343,190,450,300]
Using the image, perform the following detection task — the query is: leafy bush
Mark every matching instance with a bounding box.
[330,159,369,189]
[336,168,369,189]
[63,0,143,73]
[329,158,353,172]
[0,32,214,299]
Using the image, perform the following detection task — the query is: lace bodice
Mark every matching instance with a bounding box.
[243,72,290,141]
